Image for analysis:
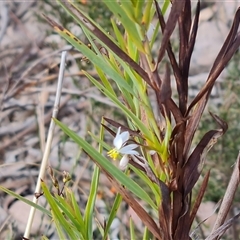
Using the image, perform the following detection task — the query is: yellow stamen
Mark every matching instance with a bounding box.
[107,148,119,160]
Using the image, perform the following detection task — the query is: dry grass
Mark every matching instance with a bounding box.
[0,2,120,238]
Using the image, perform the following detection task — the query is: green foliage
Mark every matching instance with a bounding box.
[43,1,240,239]
[3,1,240,239]
[54,118,157,210]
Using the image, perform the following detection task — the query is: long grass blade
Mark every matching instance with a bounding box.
[53,118,157,210]
[41,181,77,239]
[0,186,51,217]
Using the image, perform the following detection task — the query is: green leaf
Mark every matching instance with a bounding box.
[51,209,67,239]
[103,0,144,52]
[143,226,150,239]
[41,181,77,239]
[130,165,160,204]
[103,193,122,240]
[84,123,105,238]
[95,66,116,97]
[130,217,136,240]
[53,118,157,210]
[0,186,51,217]
[43,15,135,96]
[70,190,85,231]
[84,165,100,239]
[142,0,154,28]
[162,0,171,14]
[135,0,145,22]
[54,194,84,239]
[111,19,127,52]
[120,1,136,22]
[41,236,49,240]
[83,72,152,141]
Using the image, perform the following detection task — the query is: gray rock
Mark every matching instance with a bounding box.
[190,20,229,75]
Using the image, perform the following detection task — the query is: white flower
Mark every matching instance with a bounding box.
[119,155,129,170]
[108,127,139,170]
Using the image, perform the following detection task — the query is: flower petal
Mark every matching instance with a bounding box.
[113,127,123,149]
[113,137,123,150]
[119,131,129,144]
[119,144,139,155]
[116,127,121,137]
[119,155,129,170]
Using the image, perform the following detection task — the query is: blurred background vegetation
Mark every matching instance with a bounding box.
[199,51,240,204]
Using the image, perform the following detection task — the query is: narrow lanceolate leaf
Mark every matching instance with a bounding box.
[51,209,67,239]
[176,0,200,115]
[161,0,171,15]
[119,1,136,22]
[129,217,136,240]
[84,165,100,239]
[55,0,151,86]
[53,118,157,210]
[154,0,183,115]
[134,0,145,22]
[159,63,171,115]
[101,167,162,240]
[41,181,77,239]
[184,7,240,156]
[111,18,127,52]
[103,193,122,240]
[103,0,144,52]
[54,194,85,239]
[0,186,51,217]
[154,0,185,68]
[83,71,156,143]
[190,171,210,226]
[95,66,116,97]
[178,0,199,114]
[70,190,85,234]
[186,7,240,116]
[158,185,171,240]
[183,113,228,197]
[42,14,136,96]
[142,0,154,29]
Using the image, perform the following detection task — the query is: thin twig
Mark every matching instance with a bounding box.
[23,51,67,239]
[209,151,240,239]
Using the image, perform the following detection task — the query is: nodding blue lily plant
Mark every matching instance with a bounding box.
[44,1,240,239]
